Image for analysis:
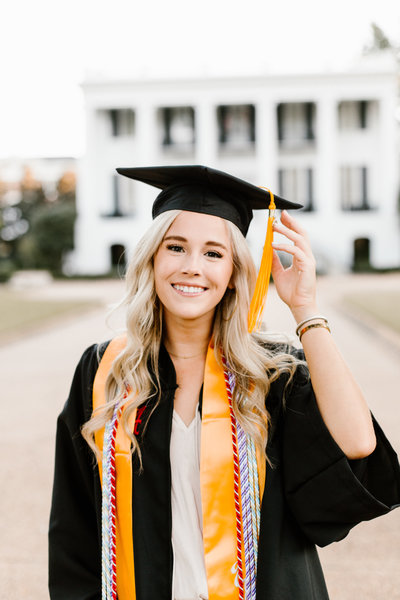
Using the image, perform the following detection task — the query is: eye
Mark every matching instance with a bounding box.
[166,244,184,253]
[205,250,223,258]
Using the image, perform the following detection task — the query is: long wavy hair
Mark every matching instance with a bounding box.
[82,210,299,464]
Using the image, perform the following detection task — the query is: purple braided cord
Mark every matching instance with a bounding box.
[101,404,119,600]
[227,370,257,599]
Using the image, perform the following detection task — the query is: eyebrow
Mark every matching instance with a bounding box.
[163,235,228,251]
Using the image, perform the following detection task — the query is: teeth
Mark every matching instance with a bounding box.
[173,284,205,294]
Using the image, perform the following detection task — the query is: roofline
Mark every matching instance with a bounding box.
[82,67,398,89]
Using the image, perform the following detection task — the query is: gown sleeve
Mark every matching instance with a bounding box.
[282,350,400,548]
[48,344,104,600]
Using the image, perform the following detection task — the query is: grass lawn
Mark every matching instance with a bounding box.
[0,289,98,341]
[343,290,400,335]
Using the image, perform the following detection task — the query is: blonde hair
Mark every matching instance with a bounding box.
[82,210,299,463]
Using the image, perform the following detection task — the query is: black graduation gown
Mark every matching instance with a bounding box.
[48,342,400,600]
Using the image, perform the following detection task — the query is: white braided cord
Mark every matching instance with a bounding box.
[101,405,119,600]
[226,369,260,599]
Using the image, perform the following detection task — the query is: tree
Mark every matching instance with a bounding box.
[0,167,77,277]
[363,22,400,62]
[0,167,45,266]
[26,201,76,274]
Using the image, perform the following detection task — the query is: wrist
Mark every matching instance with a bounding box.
[291,305,320,325]
[297,319,331,341]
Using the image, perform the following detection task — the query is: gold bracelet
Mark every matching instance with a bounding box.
[299,322,331,341]
[295,315,328,336]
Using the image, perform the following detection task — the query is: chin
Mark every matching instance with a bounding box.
[165,305,217,323]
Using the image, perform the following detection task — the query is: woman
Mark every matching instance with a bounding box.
[49,165,400,600]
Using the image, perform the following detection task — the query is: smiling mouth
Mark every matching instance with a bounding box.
[172,284,207,294]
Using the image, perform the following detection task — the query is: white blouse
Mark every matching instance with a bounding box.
[170,406,208,600]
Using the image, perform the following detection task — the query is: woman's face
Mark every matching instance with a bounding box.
[154,211,234,327]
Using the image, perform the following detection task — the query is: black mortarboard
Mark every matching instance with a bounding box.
[115,164,301,236]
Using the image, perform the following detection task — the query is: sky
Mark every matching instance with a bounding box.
[1,0,399,159]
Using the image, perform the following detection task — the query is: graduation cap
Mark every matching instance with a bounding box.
[116,164,302,331]
[116,164,300,236]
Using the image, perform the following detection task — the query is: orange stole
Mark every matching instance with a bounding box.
[201,344,239,598]
[201,345,266,599]
[92,337,266,600]
[93,335,136,600]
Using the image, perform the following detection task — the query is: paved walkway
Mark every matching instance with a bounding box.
[0,275,399,599]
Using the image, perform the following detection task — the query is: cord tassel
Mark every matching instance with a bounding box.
[248,190,276,333]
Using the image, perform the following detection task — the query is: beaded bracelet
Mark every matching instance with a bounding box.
[295,315,328,337]
[298,322,331,342]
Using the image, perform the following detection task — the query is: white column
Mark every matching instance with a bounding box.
[136,102,158,164]
[78,105,99,220]
[195,101,217,165]
[134,102,159,223]
[73,103,106,274]
[255,100,278,190]
[377,93,398,218]
[373,91,400,267]
[243,101,278,266]
[313,96,352,271]
[315,96,338,218]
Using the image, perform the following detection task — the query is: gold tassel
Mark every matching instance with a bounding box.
[248,190,276,333]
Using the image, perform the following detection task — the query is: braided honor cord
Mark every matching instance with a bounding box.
[101,404,119,600]
[223,361,245,600]
[247,436,261,551]
[223,360,260,600]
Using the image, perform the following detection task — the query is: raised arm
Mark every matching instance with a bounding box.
[271,210,376,460]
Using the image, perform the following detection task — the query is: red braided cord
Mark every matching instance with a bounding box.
[223,360,245,600]
[109,414,119,600]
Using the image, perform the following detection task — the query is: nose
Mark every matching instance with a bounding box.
[181,251,201,276]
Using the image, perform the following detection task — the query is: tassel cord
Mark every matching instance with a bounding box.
[227,372,256,599]
[223,363,245,600]
[247,436,260,563]
[101,405,119,600]
[237,423,257,599]
[225,366,260,600]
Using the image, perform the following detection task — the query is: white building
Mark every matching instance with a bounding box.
[73,56,400,274]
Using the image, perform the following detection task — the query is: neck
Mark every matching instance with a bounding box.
[162,312,213,360]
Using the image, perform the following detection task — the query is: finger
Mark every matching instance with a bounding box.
[280,210,307,236]
[273,219,313,257]
[271,249,285,276]
[272,242,314,269]
[274,212,308,239]
[273,222,311,256]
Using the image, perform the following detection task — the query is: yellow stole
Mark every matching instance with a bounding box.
[93,336,266,599]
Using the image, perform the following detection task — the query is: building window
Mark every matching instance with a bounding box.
[338,101,369,130]
[340,166,370,210]
[353,238,371,272]
[277,103,315,147]
[110,244,127,273]
[103,175,135,217]
[217,104,255,151]
[108,109,135,137]
[159,107,195,150]
[278,167,314,211]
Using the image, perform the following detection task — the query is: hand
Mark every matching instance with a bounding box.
[271,210,318,322]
